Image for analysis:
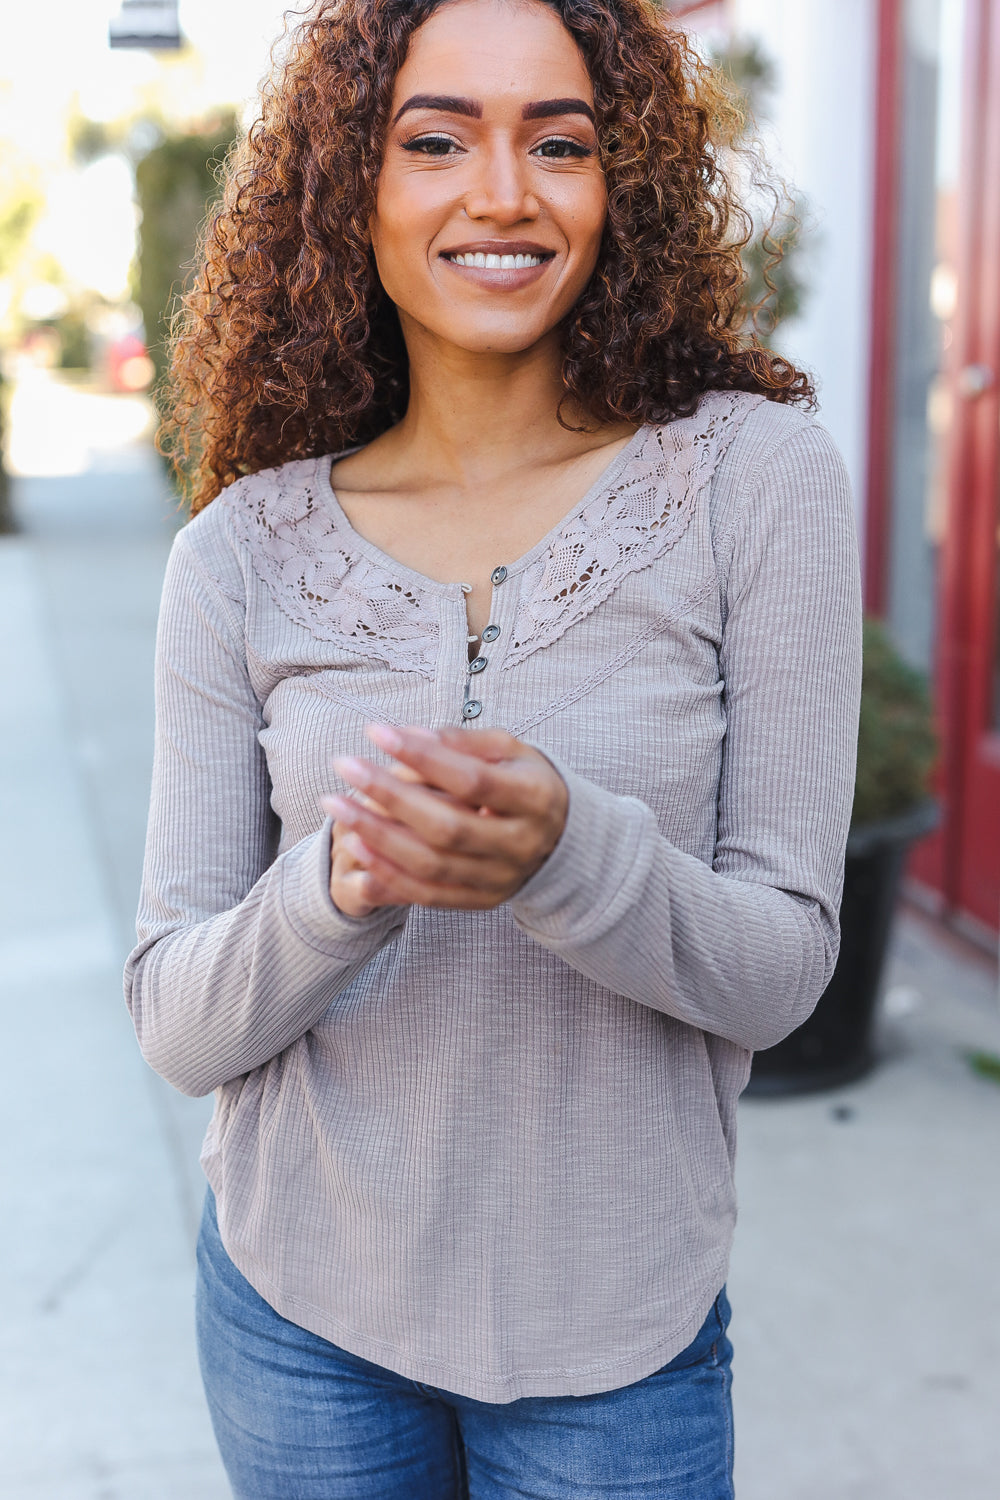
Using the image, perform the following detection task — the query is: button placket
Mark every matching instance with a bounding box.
[460,565,507,724]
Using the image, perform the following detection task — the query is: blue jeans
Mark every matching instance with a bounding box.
[196,1191,734,1499]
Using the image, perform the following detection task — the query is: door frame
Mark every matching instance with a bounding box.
[888,0,1000,936]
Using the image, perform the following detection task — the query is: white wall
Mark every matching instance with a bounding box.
[727,0,878,531]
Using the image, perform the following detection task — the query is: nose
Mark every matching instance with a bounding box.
[462,137,539,224]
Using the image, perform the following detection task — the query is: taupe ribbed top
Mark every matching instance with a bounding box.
[125,391,862,1401]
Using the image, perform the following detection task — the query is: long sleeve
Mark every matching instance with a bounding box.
[116,404,867,1402]
[124,523,406,1098]
[508,422,862,1052]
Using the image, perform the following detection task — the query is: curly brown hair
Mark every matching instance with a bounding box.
[162,0,814,512]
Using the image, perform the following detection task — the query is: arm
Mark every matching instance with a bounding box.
[123,521,406,1098]
[507,422,862,1049]
[319,422,860,1051]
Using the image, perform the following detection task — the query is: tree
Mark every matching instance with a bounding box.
[711,37,810,345]
[133,114,239,385]
[0,174,42,533]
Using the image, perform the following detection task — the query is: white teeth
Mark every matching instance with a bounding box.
[449,251,544,269]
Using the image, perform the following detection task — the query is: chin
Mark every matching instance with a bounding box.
[435,315,557,356]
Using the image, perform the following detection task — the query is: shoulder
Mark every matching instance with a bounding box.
[682,396,857,610]
[635,391,833,539]
[209,454,329,537]
[644,390,829,498]
[720,397,845,486]
[705,397,851,539]
[702,393,833,481]
[174,454,331,602]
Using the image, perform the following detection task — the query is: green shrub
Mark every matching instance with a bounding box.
[852,618,937,827]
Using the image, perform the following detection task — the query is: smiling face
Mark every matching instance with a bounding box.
[370,0,606,360]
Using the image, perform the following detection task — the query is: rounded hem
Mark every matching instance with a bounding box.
[213,1214,731,1404]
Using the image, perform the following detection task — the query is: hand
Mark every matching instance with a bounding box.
[321,724,568,913]
[327,760,424,918]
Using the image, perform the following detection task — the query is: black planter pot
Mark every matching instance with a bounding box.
[745,800,940,1097]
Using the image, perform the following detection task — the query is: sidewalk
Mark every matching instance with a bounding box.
[1,374,223,1497]
[2,373,998,1499]
[731,911,1000,1500]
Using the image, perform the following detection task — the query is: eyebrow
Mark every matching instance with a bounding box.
[392,94,595,125]
[393,94,482,124]
[522,97,595,124]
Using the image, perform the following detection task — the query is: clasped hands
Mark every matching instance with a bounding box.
[321,724,569,918]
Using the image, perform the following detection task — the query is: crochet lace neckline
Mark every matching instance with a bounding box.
[223,390,765,676]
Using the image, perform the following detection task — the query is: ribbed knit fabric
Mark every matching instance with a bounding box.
[125,391,862,1401]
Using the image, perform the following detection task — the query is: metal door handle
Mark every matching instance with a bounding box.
[957,364,995,397]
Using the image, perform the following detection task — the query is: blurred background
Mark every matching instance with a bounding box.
[1,1,998,1496]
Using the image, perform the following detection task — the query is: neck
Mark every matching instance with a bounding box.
[389,320,591,486]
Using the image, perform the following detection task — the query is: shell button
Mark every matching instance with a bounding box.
[481,624,501,642]
[469,656,488,674]
[462,700,483,720]
[490,565,508,585]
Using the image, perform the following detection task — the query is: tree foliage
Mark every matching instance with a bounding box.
[0,159,42,533]
[133,115,240,383]
[710,36,809,344]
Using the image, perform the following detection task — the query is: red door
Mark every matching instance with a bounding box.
[912,0,1000,934]
[940,0,1000,931]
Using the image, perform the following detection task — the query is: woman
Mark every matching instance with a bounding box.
[126,0,862,1494]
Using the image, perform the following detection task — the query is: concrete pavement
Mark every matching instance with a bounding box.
[2,374,223,1497]
[2,371,998,1498]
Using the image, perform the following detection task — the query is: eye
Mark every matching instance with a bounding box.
[533,137,594,160]
[401,134,460,156]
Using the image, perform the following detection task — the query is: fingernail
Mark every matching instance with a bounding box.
[367,724,402,753]
[320,794,353,820]
[334,756,369,783]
